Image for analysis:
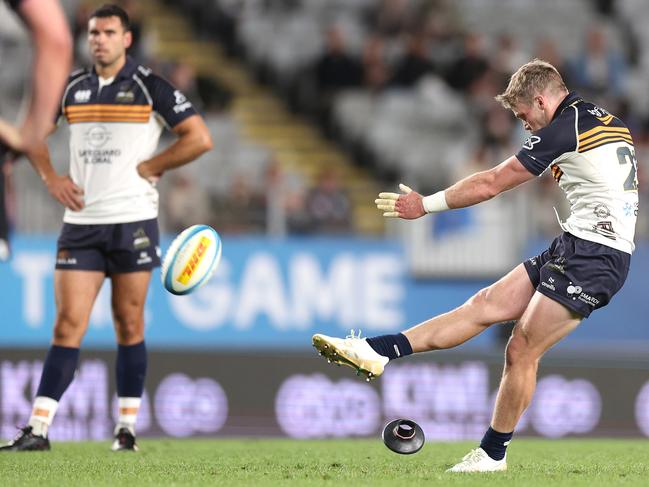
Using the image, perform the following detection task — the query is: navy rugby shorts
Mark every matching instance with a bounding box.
[55,218,161,274]
[524,232,630,318]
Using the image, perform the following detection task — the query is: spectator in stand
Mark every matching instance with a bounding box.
[215,174,267,234]
[390,32,435,88]
[312,26,363,132]
[264,157,309,235]
[369,0,412,38]
[168,61,204,111]
[315,27,363,94]
[164,173,211,234]
[362,35,390,92]
[305,167,352,234]
[492,33,529,85]
[445,32,490,93]
[568,26,628,99]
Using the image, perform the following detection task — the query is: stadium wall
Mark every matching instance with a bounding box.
[1,236,648,441]
[1,350,648,441]
[1,236,648,350]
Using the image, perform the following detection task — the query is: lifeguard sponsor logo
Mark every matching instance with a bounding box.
[78,148,121,164]
[176,236,211,285]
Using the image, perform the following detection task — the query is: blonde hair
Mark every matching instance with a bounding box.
[495,59,567,109]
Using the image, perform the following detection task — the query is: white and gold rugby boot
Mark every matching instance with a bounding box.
[312,330,389,381]
[447,448,507,473]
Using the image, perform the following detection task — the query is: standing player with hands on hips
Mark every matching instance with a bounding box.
[0,4,212,452]
[313,59,638,472]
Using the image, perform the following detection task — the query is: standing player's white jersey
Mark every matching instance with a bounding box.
[57,58,197,224]
[516,92,638,254]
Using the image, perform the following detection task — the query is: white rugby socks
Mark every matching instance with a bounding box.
[28,396,59,437]
[115,397,141,435]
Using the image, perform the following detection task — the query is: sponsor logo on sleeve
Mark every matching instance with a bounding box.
[523,135,541,150]
[172,90,192,113]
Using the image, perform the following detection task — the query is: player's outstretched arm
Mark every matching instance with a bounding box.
[137,114,213,182]
[16,0,73,152]
[376,155,535,219]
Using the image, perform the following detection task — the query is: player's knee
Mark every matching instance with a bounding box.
[53,311,85,344]
[113,312,144,344]
[505,332,535,368]
[467,286,502,323]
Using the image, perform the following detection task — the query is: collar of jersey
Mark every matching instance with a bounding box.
[90,55,138,83]
[552,91,582,122]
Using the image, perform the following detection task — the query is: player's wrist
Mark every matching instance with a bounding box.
[422,191,449,213]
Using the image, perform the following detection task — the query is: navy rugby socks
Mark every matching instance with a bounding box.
[480,426,513,461]
[366,333,413,361]
[116,341,147,397]
[36,345,80,400]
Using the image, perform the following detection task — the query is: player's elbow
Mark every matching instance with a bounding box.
[198,130,213,154]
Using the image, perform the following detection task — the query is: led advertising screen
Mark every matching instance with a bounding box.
[1,349,648,441]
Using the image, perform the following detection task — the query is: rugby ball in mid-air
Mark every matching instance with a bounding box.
[161,224,222,295]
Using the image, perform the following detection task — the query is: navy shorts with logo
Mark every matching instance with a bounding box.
[56,218,161,274]
[524,232,631,318]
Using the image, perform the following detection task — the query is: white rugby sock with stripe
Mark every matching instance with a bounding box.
[115,397,141,435]
[28,396,59,437]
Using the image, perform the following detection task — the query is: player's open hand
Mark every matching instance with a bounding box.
[375,183,426,220]
[46,174,84,211]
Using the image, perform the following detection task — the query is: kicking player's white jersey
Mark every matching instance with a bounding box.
[57,57,197,224]
[517,92,638,254]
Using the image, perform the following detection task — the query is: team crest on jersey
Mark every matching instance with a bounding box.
[74,90,92,103]
[84,125,111,148]
[523,135,541,150]
[593,204,611,219]
[116,90,135,103]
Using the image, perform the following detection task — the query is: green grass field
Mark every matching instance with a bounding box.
[1,438,648,486]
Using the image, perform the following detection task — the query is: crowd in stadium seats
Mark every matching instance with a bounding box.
[1,0,647,240]
[173,0,647,240]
